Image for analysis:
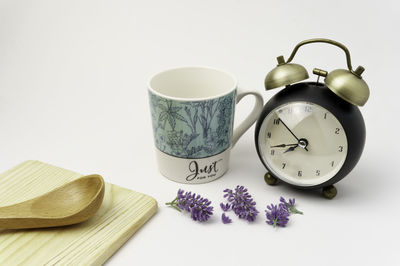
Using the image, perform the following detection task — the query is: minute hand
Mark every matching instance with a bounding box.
[279,118,308,152]
[279,118,300,141]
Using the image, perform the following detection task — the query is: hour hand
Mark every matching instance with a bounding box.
[283,145,298,153]
[270,143,298,148]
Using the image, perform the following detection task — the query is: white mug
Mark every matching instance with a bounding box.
[148,66,263,184]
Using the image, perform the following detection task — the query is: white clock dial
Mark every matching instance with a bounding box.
[258,101,348,186]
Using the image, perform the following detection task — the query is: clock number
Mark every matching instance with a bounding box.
[324,113,328,119]
[267,132,271,138]
[331,161,335,167]
[338,146,343,152]
[270,150,275,156]
[298,171,302,177]
[304,106,312,113]
[282,163,286,169]
[316,170,320,176]
[335,128,340,134]
[273,119,280,125]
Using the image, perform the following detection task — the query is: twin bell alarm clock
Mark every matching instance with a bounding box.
[255,38,370,199]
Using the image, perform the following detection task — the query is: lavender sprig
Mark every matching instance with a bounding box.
[280,197,303,215]
[220,203,231,212]
[223,185,259,222]
[265,204,290,227]
[221,213,232,224]
[166,189,214,222]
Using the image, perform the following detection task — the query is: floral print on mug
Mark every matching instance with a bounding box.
[149,90,236,159]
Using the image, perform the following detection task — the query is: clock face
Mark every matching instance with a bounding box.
[257,101,348,186]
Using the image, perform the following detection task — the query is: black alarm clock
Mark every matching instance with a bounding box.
[255,38,370,199]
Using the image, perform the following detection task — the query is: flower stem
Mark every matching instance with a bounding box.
[289,206,303,215]
[165,197,182,212]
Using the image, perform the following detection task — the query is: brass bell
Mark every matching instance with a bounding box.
[264,38,370,106]
[325,66,369,106]
[264,56,309,90]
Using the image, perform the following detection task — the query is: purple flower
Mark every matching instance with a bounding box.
[223,185,259,222]
[265,204,290,228]
[220,202,231,212]
[221,213,232,224]
[166,189,214,222]
[280,196,303,215]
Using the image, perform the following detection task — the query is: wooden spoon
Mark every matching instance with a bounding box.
[0,174,105,229]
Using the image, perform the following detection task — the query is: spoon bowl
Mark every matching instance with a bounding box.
[0,174,105,229]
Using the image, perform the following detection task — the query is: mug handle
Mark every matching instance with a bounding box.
[231,87,264,146]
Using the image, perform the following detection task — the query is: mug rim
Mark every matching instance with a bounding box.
[147,65,238,101]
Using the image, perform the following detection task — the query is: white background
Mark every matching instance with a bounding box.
[1,0,399,265]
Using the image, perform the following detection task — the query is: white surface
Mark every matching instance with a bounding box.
[0,0,399,265]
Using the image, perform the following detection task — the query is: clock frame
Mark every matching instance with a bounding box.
[255,82,366,191]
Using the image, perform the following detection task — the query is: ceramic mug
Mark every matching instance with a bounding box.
[148,66,263,184]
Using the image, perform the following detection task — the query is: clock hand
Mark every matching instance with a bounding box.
[279,119,309,152]
[283,145,298,153]
[278,118,300,141]
[270,143,298,148]
[282,140,309,153]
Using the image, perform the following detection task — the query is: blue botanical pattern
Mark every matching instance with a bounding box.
[149,90,236,158]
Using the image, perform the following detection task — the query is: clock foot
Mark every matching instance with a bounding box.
[264,172,278,186]
[322,185,337,199]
